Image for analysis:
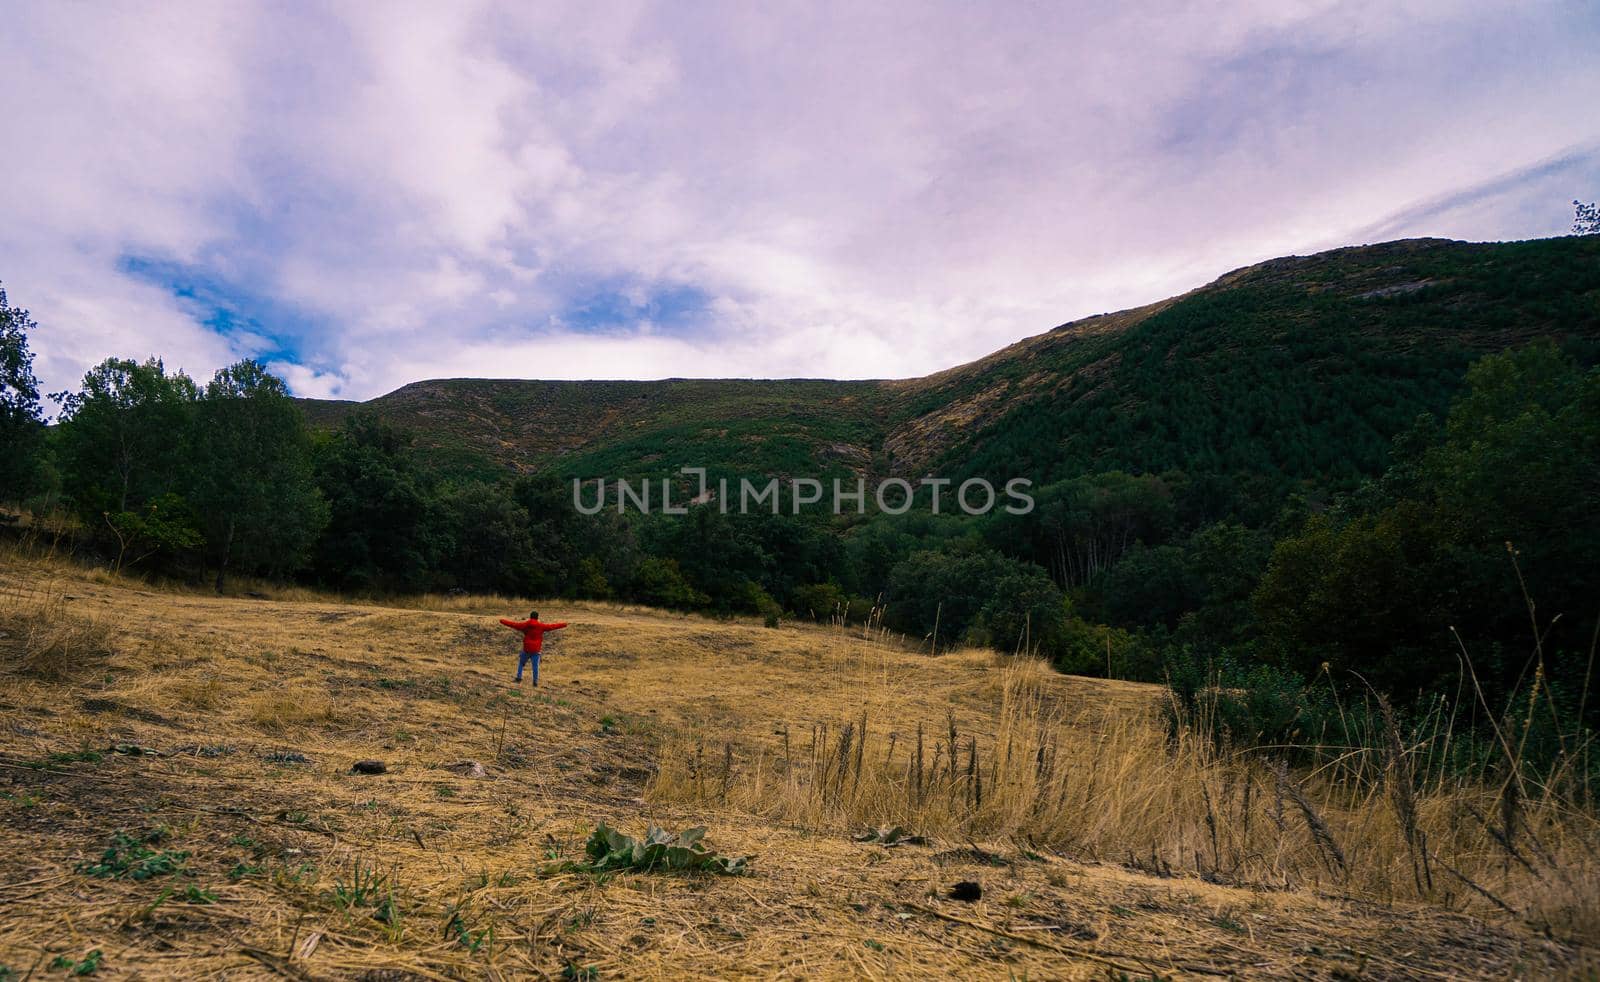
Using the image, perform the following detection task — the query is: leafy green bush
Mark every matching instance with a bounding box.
[631,557,710,609]
[1054,614,1159,678]
[574,556,612,598]
[1162,650,1340,750]
[738,581,783,627]
[885,548,1065,653]
[790,581,846,620]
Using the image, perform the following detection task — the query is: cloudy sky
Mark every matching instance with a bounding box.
[5,1,1598,402]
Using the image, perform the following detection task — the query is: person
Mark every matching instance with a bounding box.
[498,610,567,685]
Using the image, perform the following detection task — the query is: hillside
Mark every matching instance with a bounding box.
[3,556,1591,978]
[303,236,1600,489]
[302,378,892,483]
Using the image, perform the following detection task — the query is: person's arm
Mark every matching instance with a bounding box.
[540,621,568,631]
[499,618,527,631]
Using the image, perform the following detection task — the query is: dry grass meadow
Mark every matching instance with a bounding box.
[1,549,1596,979]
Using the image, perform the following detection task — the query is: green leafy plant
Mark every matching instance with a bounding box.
[227,861,263,882]
[76,830,188,881]
[548,823,750,876]
[48,950,101,976]
[373,892,400,927]
[182,885,217,904]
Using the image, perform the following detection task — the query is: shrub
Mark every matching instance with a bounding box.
[738,581,782,627]
[789,581,846,620]
[573,556,611,598]
[629,557,708,609]
[1162,650,1351,755]
[1054,615,1158,678]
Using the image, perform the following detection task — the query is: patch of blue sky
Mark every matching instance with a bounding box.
[559,279,714,335]
[117,253,320,365]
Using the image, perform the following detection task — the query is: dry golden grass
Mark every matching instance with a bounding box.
[0,582,118,680]
[0,548,1593,978]
[655,656,1600,942]
[245,691,339,732]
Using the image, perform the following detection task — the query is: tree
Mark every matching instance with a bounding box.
[630,556,709,609]
[1255,344,1600,710]
[0,284,45,500]
[55,357,199,519]
[1574,200,1600,236]
[968,563,1068,656]
[986,472,1175,588]
[639,508,773,611]
[512,473,640,599]
[1171,521,1272,652]
[311,413,439,593]
[1253,506,1443,694]
[434,482,537,595]
[192,361,326,591]
[885,548,1065,655]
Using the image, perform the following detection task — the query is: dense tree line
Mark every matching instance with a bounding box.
[0,286,46,498]
[3,283,1596,746]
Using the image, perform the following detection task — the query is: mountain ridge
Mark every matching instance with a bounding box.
[301,235,1600,487]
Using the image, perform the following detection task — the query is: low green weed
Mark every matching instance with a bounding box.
[547,823,749,876]
[48,950,101,976]
[76,829,188,881]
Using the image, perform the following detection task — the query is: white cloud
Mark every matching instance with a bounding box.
[3,0,1597,400]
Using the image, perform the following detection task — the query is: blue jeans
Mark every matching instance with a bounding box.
[516,651,540,683]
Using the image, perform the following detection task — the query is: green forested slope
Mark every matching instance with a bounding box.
[906,237,1600,491]
[303,236,1600,496]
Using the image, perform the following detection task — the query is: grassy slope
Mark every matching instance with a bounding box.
[1,559,1586,978]
[302,378,891,483]
[301,236,1600,488]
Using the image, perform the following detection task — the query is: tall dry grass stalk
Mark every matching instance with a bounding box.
[651,657,1600,940]
[0,581,117,679]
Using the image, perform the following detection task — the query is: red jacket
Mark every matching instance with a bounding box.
[499,618,567,653]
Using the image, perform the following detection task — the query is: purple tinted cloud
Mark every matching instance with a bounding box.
[3,1,1597,401]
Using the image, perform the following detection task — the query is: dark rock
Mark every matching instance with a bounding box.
[351,759,387,775]
[948,881,983,902]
